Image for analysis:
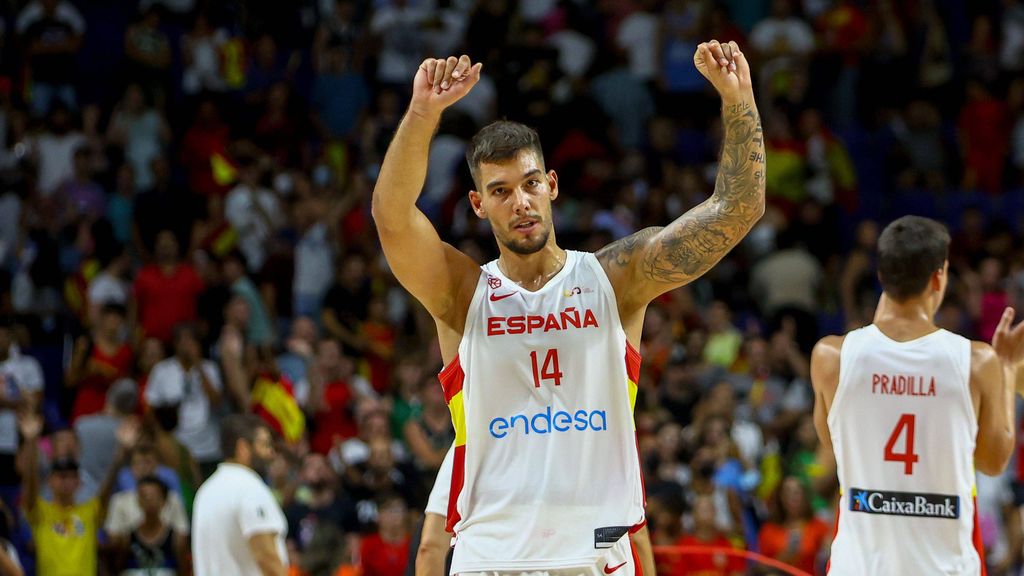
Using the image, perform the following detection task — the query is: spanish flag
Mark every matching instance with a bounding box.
[251,373,306,443]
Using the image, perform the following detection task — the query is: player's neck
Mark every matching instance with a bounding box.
[496,244,567,292]
[872,293,938,339]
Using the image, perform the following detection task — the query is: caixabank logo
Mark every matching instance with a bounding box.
[850,487,959,520]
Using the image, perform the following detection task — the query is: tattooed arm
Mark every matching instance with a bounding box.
[597,40,765,316]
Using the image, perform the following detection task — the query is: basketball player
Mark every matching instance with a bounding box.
[410,446,657,575]
[372,40,763,575]
[811,216,1024,575]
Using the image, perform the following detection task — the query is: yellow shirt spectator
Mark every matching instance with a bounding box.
[28,497,101,576]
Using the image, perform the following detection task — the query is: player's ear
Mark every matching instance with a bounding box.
[468,189,486,219]
[930,266,945,292]
[547,170,558,202]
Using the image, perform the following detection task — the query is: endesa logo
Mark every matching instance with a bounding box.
[489,406,608,439]
[850,487,959,520]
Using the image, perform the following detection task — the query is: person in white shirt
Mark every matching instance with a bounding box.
[0,321,44,489]
[144,324,223,465]
[192,414,287,576]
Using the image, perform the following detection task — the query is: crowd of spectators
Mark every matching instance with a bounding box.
[2,0,1024,574]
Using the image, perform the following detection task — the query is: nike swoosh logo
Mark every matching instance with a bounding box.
[489,292,517,302]
[604,562,627,574]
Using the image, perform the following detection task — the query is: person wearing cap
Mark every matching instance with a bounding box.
[18,411,121,576]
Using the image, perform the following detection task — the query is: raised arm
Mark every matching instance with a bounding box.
[975,307,1024,475]
[371,55,483,328]
[597,41,764,314]
[17,412,42,522]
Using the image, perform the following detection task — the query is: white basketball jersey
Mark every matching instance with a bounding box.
[439,250,646,574]
[827,325,982,575]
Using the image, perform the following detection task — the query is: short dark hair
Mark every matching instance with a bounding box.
[466,121,544,188]
[877,216,950,301]
[219,413,269,460]
[137,475,169,499]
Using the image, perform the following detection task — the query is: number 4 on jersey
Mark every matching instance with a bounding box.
[884,413,919,475]
[530,349,563,388]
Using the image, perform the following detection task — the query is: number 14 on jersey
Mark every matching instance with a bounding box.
[884,413,919,475]
[530,349,563,388]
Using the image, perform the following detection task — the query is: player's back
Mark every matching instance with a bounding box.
[827,324,981,576]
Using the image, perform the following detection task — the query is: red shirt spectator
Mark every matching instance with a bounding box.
[359,495,410,576]
[67,305,134,421]
[133,231,204,343]
[309,339,360,454]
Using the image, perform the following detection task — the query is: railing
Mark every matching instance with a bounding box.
[653,545,813,576]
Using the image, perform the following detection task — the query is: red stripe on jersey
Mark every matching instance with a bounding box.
[446,443,466,533]
[630,531,644,576]
[625,341,641,383]
[973,495,987,576]
[438,355,464,403]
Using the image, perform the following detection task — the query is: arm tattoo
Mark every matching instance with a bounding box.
[642,102,765,284]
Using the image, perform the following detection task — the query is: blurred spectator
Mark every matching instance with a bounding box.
[358,494,410,576]
[322,253,372,356]
[335,399,407,474]
[748,0,815,107]
[615,0,658,83]
[958,80,1009,194]
[66,303,134,421]
[838,220,879,329]
[225,160,283,274]
[74,379,137,493]
[222,251,275,347]
[750,227,822,339]
[292,196,335,321]
[123,7,171,102]
[369,0,428,87]
[18,411,117,576]
[181,11,227,95]
[15,0,85,117]
[0,501,21,576]
[277,316,318,408]
[249,349,305,444]
[286,453,359,573]
[0,320,44,502]
[756,476,829,574]
[313,46,370,143]
[179,98,231,197]
[702,301,742,369]
[57,147,105,225]
[106,84,170,194]
[308,339,365,455]
[144,323,223,468]
[114,475,186,576]
[590,52,656,151]
[673,494,744,576]
[106,442,189,545]
[87,248,132,322]
[132,231,204,343]
[32,104,85,198]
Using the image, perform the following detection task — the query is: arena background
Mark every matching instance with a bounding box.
[0,0,1023,574]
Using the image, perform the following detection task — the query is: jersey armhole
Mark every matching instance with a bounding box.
[826,331,857,431]
[583,251,630,346]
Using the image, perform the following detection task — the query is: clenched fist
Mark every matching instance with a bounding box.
[410,55,483,119]
[693,40,753,104]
